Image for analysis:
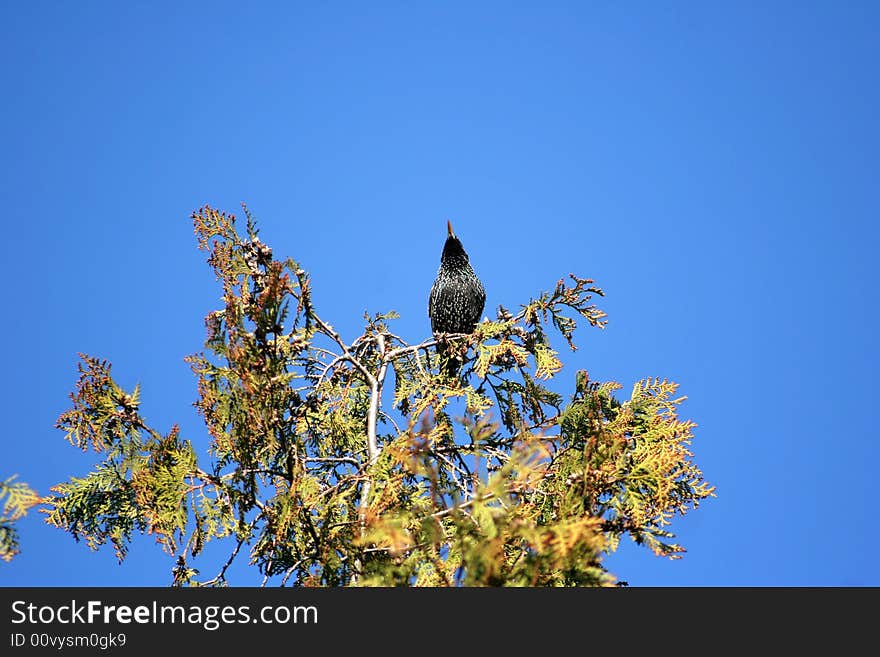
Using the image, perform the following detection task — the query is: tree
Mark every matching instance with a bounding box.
[14,205,714,585]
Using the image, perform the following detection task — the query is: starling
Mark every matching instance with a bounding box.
[429,220,486,374]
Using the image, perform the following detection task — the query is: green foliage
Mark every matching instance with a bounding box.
[48,360,197,560]
[34,204,714,586]
[0,476,39,562]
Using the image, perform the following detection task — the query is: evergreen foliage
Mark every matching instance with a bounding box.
[0,476,39,562]
[10,205,714,585]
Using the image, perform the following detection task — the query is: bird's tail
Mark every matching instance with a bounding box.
[435,338,464,379]
[440,351,463,378]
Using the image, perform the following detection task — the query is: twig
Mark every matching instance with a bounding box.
[432,450,470,498]
[316,354,346,386]
[312,313,381,464]
[312,315,376,386]
[260,560,273,587]
[378,410,401,435]
[200,534,247,586]
[366,333,387,464]
[383,337,439,378]
[304,456,361,467]
[310,346,339,358]
[383,338,438,361]
[233,468,288,480]
[384,331,406,344]
[280,559,306,587]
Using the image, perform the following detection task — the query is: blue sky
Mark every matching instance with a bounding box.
[2,2,877,586]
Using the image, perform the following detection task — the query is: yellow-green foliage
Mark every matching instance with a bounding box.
[0,476,39,562]
[35,205,714,586]
[48,363,197,560]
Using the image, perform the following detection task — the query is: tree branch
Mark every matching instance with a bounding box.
[383,337,438,361]
[366,332,387,464]
[312,315,377,388]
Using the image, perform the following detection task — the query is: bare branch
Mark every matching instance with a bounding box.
[312,314,377,387]
[383,337,438,361]
[200,533,247,586]
[316,354,346,386]
[432,450,470,499]
[260,561,273,587]
[366,332,387,464]
[304,456,361,467]
[378,410,401,435]
[280,559,306,587]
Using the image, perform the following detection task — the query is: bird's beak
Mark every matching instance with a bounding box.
[447,219,454,237]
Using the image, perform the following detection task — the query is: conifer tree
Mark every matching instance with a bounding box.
[10,206,714,586]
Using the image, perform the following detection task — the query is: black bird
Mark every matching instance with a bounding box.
[429,220,486,374]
